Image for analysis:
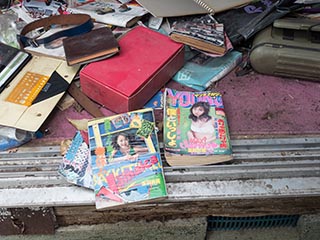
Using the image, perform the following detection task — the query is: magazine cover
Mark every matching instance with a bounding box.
[87,108,167,210]
[163,88,233,166]
[172,48,242,91]
[58,131,94,189]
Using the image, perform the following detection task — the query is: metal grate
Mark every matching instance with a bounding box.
[207,215,300,231]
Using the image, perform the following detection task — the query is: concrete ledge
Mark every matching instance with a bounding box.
[298,214,320,240]
[1,218,207,240]
[206,227,299,240]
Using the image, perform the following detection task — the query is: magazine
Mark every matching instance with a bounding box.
[169,14,226,55]
[87,108,167,210]
[172,48,242,90]
[163,88,233,166]
[58,131,94,189]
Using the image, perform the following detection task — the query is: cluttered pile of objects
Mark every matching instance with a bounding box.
[0,0,319,209]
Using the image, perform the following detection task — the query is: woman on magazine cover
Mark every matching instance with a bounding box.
[109,132,149,161]
[187,101,216,143]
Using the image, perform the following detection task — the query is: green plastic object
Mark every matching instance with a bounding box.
[250,17,320,81]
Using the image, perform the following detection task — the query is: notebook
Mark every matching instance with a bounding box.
[192,0,252,14]
[63,27,120,66]
[135,0,252,17]
[0,42,31,93]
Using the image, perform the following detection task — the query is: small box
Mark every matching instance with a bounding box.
[80,26,184,113]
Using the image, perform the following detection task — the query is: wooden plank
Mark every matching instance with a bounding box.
[54,197,320,226]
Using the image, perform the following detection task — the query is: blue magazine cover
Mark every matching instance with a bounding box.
[172,47,242,90]
[58,131,94,189]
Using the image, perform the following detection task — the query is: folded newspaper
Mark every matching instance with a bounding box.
[68,2,148,27]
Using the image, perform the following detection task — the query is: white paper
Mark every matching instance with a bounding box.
[67,2,147,27]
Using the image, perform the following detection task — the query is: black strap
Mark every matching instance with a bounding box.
[18,14,94,48]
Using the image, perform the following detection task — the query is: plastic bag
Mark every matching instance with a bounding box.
[215,0,302,46]
[0,126,34,151]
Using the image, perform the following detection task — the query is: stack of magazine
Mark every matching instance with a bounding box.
[59,88,233,209]
[59,108,168,210]
[169,15,227,55]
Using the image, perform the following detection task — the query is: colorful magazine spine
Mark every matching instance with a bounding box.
[58,131,94,189]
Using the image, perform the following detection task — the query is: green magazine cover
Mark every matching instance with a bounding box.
[88,108,167,210]
[163,88,232,166]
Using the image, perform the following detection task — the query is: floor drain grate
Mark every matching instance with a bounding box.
[207,215,300,231]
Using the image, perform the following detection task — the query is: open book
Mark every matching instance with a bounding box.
[163,88,233,166]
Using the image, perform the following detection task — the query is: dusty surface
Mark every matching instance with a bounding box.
[210,71,320,137]
[34,71,320,144]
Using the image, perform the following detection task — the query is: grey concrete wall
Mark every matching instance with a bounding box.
[2,214,320,240]
[297,214,320,240]
[1,218,207,240]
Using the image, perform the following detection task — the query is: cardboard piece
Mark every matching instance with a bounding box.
[80,26,184,113]
[0,55,79,132]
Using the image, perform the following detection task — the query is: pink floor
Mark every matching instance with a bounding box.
[37,70,320,143]
[213,70,320,137]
